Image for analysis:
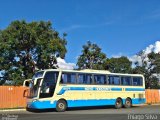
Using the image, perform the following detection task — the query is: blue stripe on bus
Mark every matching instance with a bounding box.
[125,88,145,91]
[111,88,122,91]
[57,87,144,95]
[28,98,146,109]
[28,100,56,109]
[67,98,146,107]
[57,87,120,95]
[58,87,86,95]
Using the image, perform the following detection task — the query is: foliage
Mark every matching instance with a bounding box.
[105,56,132,73]
[0,79,5,85]
[132,51,160,89]
[0,20,67,85]
[77,41,160,89]
[77,42,132,73]
[77,41,107,70]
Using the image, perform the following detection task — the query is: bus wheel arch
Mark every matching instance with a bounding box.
[124,97,132,108]
[115,97,123,109]
[56,99,67,112]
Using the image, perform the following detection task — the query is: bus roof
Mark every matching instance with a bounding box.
[38,69,144,77]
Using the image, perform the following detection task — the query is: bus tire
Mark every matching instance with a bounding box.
[124,98,132,108]
[56,100,67,112]
[115,98,123,109]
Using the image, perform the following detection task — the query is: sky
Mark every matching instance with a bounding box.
[1,0,160,66]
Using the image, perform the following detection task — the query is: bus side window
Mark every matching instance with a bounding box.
[77,74,85,84]
[108,75,120,85]
[70,73,77,84]
[94,75,106,85]
[121,76,132,86]
[85,74,92,84]
[60,73,76,84]
[133,77,143,86]
[60,74,67,84]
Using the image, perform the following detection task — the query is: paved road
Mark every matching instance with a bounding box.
[0,105,160,120]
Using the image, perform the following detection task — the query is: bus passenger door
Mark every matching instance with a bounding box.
[39,71,58,98]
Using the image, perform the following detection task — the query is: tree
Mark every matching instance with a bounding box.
[105,56,132,73]
[132,51,160,89]
[0,77,6,85]
[148,52,160,74]
[77,41,106,70]
[0,20,67,85]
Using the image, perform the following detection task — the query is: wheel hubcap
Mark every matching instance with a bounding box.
[126,101,130,106]
[116,100,121,106]
[59,103,64,109]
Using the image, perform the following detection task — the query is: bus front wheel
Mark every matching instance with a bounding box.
[56,100,67,112]
[115,98,123,109]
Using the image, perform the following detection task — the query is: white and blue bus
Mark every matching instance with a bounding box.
[25,69,145,112]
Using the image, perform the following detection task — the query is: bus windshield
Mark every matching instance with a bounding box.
[29,78,42,98]
[28,71,44,98]
[32,71,44,80]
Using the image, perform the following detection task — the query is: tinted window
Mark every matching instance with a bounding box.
[32,71,44,79]
[40,71,58,98]
[85,74,92,84]
[77,74,85,84]
[94,75,106,84]
[121,76,132,85]
[108,76,120,85]
[61,73,76,84]
[43,71,58,84]
[133,77,143,86]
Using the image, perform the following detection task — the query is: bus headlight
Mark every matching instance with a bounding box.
[32,99,38,102]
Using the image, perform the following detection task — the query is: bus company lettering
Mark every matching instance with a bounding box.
[84,87,111,91]
[95,87,111,91]
[85,87,93,91]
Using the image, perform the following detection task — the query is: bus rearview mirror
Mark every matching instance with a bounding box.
[23,79,32,87]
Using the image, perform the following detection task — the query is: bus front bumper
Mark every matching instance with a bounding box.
[27,100,57,109]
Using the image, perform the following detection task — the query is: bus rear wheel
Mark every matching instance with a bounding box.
[56,100,67,112]
[124,98,132,108]
[115,98,123,109]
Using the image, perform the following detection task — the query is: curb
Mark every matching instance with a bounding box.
[146,103,160,106]
[0,109,26,112]
[134,103,160,106]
